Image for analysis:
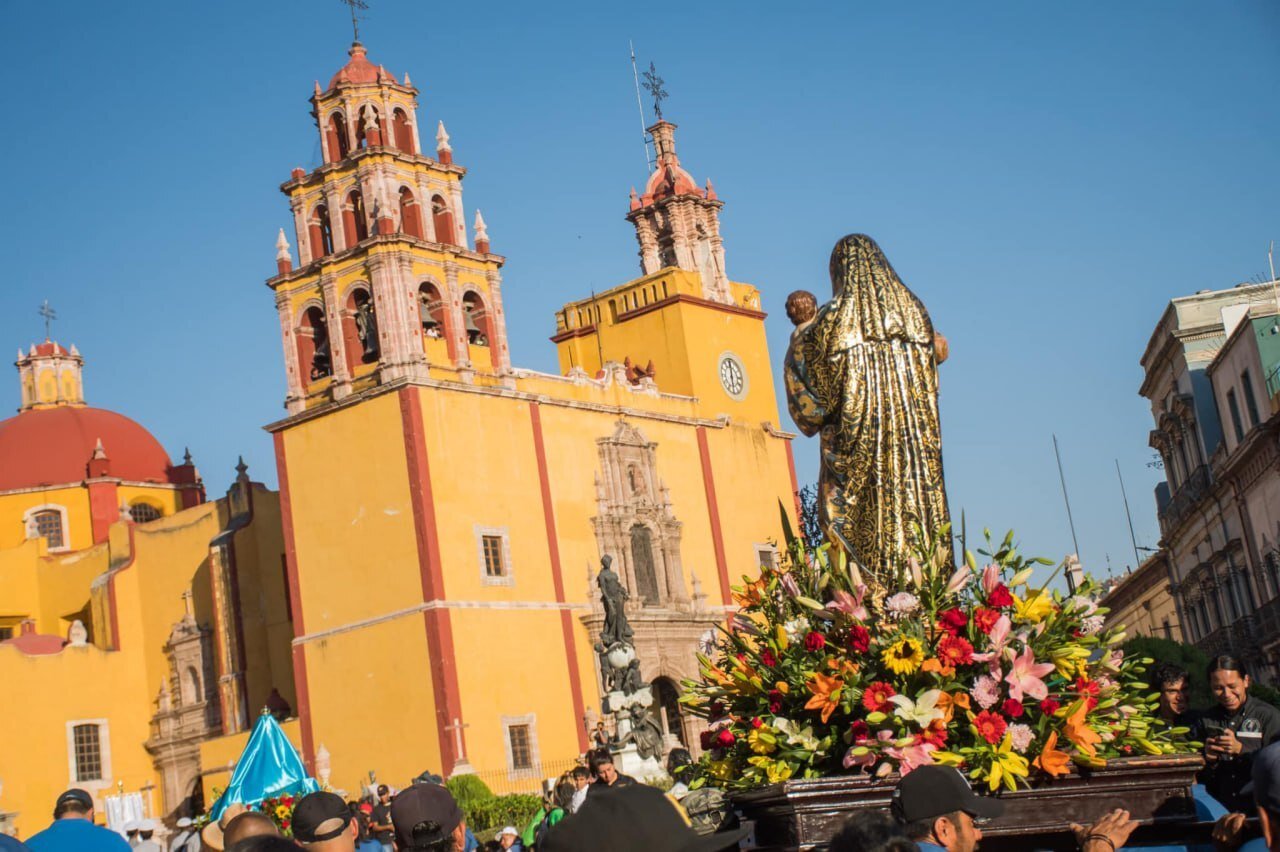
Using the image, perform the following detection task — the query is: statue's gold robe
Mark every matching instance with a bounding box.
[784,234,951,584]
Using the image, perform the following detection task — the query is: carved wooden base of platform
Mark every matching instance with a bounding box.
[731,755,1206,851]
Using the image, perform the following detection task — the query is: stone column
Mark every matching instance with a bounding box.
[444,263,469,368]
[276,293,304,414]
[320,275,352,397]
[484,269,512,373]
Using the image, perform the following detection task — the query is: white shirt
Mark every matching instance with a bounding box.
[569,786,588,814]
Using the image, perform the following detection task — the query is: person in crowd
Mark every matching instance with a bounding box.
[495,827,521,851]
[230,838,301,852]
[0,832,29,852]
[368,786,395,852]
[666,748,694,800]
[132,820,161,852]
[290,791,359,851]
[587,749,635,793]
[567,768,590,814]
[1197,655,1280,812]
[124,821,141,848]
[521,775,573,848]
[221,812,282,851]
[349,802,379,852]
[390,784,468,852]
[590,722,611,750]
[829,810,914,852]
[1152,662,1192,724]
[539,784,748,852]
[170,817,197,852]
[24,789,131,852]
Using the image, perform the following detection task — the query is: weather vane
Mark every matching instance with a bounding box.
[641,62,668,122]
[38,300,56,341]
[339,0,369,43]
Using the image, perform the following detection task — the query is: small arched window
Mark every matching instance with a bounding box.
[309,204,334,259]
[431,195,455,246]
[30,509,64,549]
[129,503,162,523]
[343,190,368,245]
[461,292,491,347]
[326,112,350,162]
[298,306,331,384]
[356,105,381,149]
[418,283,447,341]
[343,288,379,372]
[392,109,415,154]
[399,188,424,240]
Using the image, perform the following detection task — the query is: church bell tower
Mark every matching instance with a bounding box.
[268,42,511,415]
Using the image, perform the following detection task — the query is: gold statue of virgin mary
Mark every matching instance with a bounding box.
[784,234,951,584]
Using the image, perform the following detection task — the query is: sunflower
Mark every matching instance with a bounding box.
[881,636,924,675]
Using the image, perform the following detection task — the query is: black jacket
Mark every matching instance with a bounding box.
[1195,696,1280,811]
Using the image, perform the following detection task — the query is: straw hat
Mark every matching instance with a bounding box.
[199,803,247,851]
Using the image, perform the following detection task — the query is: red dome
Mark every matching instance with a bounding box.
[0,406,173,491]
[328,42,394,89]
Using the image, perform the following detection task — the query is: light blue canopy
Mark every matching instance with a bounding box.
[208,710,319,820]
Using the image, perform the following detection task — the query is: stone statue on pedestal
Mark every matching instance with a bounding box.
[598,555,633,647]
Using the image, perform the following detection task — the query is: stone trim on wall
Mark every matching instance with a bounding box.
[474,525,514,587]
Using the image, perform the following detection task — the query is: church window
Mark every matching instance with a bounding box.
[418,283,447,341]
[461,293,491,347]
[309,204,334,259]
[502,714,539,777]
[755,544,779,570]
[392,108,415,154]
[399,188,425,240]
[129,503,162,523]
[29,508,65,550]
[1242,369,1261,427]
[343,288,379,372]
[475,526,512,586]
[343,190,368,244]
[1227,389,1245,444]
[67,720,109,783]
[298,306,331,384]
[653,677,686,745]
[430,195,455,246]
[355,105,380,149]
[630,524,660,606]
[326,111,350,162]
[0,626,12,641]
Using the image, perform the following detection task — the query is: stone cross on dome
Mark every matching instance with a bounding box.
[38,300,56,340]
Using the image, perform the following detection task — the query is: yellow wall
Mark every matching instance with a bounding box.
[0,481,187,554]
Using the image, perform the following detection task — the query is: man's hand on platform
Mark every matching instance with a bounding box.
[1070,809,1139,852]
[1212,812,1249,851]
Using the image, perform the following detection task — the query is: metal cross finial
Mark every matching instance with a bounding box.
[38,300,56,340]
[641,62,668,121]
[339,0,369,42]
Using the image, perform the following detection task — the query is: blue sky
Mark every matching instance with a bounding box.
[3,1,1277,582]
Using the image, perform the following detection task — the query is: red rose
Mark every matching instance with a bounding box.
[847,625,871,654]
[709,700,726,721]
[937,634,975,668]
[768,689,784,714]
[973,607,1001,634]
[937,608,968,635]
[1001,698,1024,719]
[862,681,896,713]
[735,652,748,663]
[849,720,871,744]
[715,728,736,748]
[804,631,827,652]
[761,649,778,668]
[751,716,764,729]
[1039,697,1061,716]
[987,584,1015,608]
[700,730,714,750]
[974,710,1008,744]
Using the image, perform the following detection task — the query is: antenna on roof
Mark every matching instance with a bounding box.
[1053,434,1083,594]
[340,0,369,43]
[629,41,654,171]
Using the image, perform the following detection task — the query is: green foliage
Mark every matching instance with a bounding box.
[467,794,541,838]
[444,774,495,814]
[1251,683,1280,710]
[1123,636,1212,709]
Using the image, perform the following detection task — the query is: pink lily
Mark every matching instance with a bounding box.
[827,585,869,621]
[971,615,1013,665]
[1004,646,1055,702]
[981,563,1001,596]
[944,566,972,596]
[886,742,937,775]
[842,729,893,770]
[779,572,801,598]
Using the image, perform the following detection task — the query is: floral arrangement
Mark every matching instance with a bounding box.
[683,523,1194,792]
[258,794,298,837]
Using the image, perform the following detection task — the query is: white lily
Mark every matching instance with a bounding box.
[888,689,945,728]
[773,717,821,751]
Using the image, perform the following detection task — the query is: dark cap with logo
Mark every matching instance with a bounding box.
[390,784,464,849]
[891,765,1005,824]
[292,791,353,843]
[55,789,94,811]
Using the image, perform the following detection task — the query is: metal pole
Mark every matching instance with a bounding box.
[1116,459,1142,570]
[1053,434,1082,593]
[629,42,653,170]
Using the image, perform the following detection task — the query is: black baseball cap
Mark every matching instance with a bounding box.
[540,784,748,852]
[1252,742,1280,813]
[891,766,1005,825]
[292,791,353,843]
[390,783,464,848]
[55,789,94,810]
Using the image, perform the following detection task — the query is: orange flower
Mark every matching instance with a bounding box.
[935,691,969,724]
[921,658,956,678]
[1033,731,1071,777]
[1064,702,1101,758]
[733,577,768,608]
[804,672,843,723]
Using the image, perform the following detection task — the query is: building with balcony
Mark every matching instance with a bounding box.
[1100,551,1181,642]
[1139,281,1280,676]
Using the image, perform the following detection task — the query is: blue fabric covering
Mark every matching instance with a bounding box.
[25,819,131,852]
[0,834,29,851]
[207,710,319,820]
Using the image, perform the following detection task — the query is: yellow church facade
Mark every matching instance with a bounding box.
[269,44,799,790]
[0,345,294,838]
